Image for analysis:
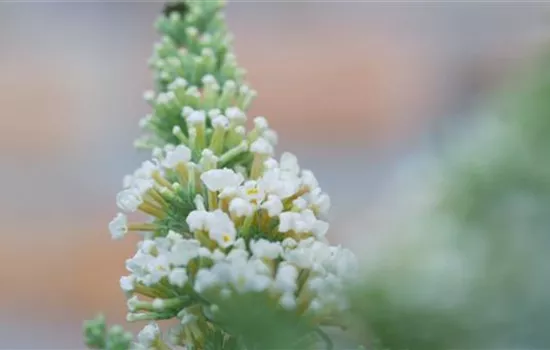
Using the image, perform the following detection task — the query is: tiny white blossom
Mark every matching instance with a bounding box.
[301,170,319,190]
[282,237,298,249]
[229,197,254,218]
[181,106,194,118]
[187,110,206,125]
[207,210,237,248]
[280,152,300,175]
[194,269,219,292]
[263,129,278,145]
[109,213,128,239]
[143,90,155,102]
[253,116,268,130]
[147,255,171,284]
[250,137,273,155]
[274,263,299,293]
[212,115,229,129]
[168,77,187,90]
[208,109,222,118]
[292,197,308,211]
[116,189,143,213]
[120,275,135,292]
[137,323,160,348]
[186,210,209,232]
[123,175,134,188]
[127,295,140,311]
[169,267,189,287]
[201,168,244,192]
[202,74,217,85]
[250,239,283,259]
[156,91,175,105]
[264,158,279,170]
[261,194,284,217]
[278,212,301,232]
[162,144,191,168]
[279,293,297,310]
[134,160,158,180]
[225,107,246,123]
[170,239,201,266]
[234,125,246,136]
[240,180,266,203]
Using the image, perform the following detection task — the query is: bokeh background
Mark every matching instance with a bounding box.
[1,2,550,348]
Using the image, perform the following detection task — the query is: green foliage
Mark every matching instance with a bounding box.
[347,51,550,349]
[84,315,132,350]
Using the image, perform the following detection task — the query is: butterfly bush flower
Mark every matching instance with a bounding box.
[84,1,357,349]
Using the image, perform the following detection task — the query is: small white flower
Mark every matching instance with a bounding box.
[250,137,274,155]
[264,158,279,170]
[123,175,134,188]
[225,107,246,123]
[187,110,206,125]
[169,268,189,287]
[132,179,155,199]
[162,144,191,168]
[253,116,268,130]
[137,323,160,347]
[263,129,278,146]
[226,247,249,262]
[300,210,329,238]
[120,275,135,292]
[186,210,209,232]
[198,247,212,257]
[181,106,194,118]
[208,109,222,118]
[292,197,308,211]
[230,262,272,293]
[301,170,319,190]
[274,263,298,293]
[147,255,171,284]
[280,152,300,175]
[250,239,283,259]
[156,91,175,105]
[261,195,284,217]
[282,237,298,249]
[166,230,183,244]
[134,160,157,180]
[168,77,187,90]
[259,168,300,199]
[139,240,156,255]
[194,269,219,292]
[143,90,155,102]
[234,125,246,136]
[219,186,239,199]
[201,74,217,85]
[116,189,143,213]
[109,213,128,239]
[229,197,254,218]
[278,212,301,232]
[152,298,166,310]
[125,251,152,277]
[240,180,266,203]
[127,295,140,311]
[279,293,297,310]
[212,115,229,129]
[201,168,244,192]
[207,210,237,248]
[170,239,201,266]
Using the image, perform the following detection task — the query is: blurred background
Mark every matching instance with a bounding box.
[1,1,550,348]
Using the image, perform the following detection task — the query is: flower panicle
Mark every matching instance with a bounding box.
[86,1,358,349]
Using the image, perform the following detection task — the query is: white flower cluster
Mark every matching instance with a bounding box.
[100,1,358,348]
[110,119,357,346]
